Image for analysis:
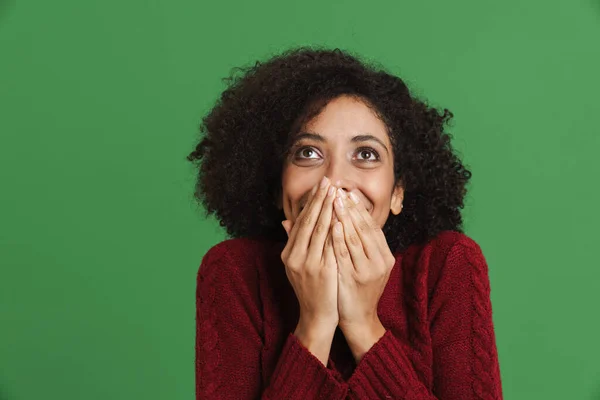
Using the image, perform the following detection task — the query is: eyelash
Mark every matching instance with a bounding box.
[293,146,381,162]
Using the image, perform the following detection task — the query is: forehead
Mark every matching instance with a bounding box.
[302,96,389,144]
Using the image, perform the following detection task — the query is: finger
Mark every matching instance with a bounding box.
[306,183,336,264]
[286,183,318,243]
[344,191,380,260]
[331,222,353,275]
[284,183,319,252]
[348,190,395,267]
[323,233,337,271]
[330,211,338,229]
[289,177,332,258]
[333,189,367,266]
[348,190,388,254]
[282,183,319,258]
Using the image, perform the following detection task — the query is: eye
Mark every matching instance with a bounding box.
[294,146,321,160]
[355,147,380,162]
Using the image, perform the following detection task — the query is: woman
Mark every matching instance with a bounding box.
[188,47,503,399]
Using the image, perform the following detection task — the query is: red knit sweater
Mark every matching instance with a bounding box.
[196,230,503,399]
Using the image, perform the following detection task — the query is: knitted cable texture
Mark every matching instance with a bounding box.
[195,231,503,399]
[460,240,501,399]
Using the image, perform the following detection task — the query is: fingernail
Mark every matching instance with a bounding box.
[335,197,344,209]
[311,185,318,195]
[337,188,347,199]
[349,192,360,204]
[328,185,336,196]
[320,176,329,188]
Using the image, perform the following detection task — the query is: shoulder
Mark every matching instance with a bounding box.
[401,230,489,291]
[400,230,483,263]
[426,230,480,251]
[201,237,270,265]
[427,231,491,294]
[198,237,277,285]
[428,230,486,268]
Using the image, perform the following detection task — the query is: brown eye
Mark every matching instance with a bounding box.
[302,149,314,158]
[356,147,380,162]
[295,146,320,160]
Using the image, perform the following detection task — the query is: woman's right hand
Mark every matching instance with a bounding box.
[280,176,338,364]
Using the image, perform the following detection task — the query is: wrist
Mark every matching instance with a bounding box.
[297,312,338,333]
[340,317,386,363]
[294,319,336,366]
[295,317,337,343]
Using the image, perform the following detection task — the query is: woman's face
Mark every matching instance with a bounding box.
[280,95,404,228]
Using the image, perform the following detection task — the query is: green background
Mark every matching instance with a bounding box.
[1,0,599,398]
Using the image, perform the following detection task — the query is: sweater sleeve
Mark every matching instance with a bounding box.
[345,237,503,399]
[196,240,348,400]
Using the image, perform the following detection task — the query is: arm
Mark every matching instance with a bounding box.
[343,238,503,399]
[344,329,437,399]
[196,241,348,400]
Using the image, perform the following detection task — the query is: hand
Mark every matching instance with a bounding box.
[280,177,338,364]
[330,188,396,360]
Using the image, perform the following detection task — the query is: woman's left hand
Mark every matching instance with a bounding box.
[331,188,397,358]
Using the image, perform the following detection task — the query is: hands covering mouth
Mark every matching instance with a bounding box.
[280,176,395,366]
[299,188,372,216]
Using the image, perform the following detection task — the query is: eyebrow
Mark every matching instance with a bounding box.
[293,132,389,155]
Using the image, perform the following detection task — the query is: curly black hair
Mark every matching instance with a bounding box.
[187,46,471,252]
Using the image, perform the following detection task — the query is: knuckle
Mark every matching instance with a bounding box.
[340,247,350,259]
[287,258,301,271]
[300,214,313,227]
[348,233,361,247]
[357,220,370,232]
[356,271,369,283]
[314,222,327,235]
[333,233,344,246]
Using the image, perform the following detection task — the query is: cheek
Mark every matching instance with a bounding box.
[364,190,393,226]
[361,183,389,209]
[362,171,395,208]
[284,183,305,202]
[373,208,392,229]
[282,172,312,215]
[282,165,323,199]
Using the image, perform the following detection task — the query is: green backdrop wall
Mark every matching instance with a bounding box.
[1,0,599,399]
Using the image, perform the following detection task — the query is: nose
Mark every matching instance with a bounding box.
[325,158,355,192]
[328,178,356,193]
